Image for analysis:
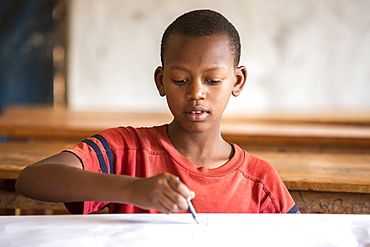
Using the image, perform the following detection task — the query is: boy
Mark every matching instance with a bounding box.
[16,9,299,214]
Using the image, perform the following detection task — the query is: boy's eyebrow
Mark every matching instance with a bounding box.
[168,65,226,73]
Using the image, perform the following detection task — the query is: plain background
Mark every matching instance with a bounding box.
[67,0,370,113]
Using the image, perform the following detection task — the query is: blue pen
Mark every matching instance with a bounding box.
[187,198,199,224]
[176,177,198,224]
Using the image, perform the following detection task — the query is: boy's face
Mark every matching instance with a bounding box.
[155,34,246,133]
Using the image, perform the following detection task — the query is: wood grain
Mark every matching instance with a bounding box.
[1,106,369,153]
[248,150,370,193]
[1,142,369,193]
[0,142,74,179]
[291,191,370,214]
[0,189,67,211]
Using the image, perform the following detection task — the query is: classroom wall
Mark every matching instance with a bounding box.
[67,0,370,113]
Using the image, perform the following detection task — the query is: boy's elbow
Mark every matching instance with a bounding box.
[15,169,26,194]
[15,178,23,195]
[15,166,34,196]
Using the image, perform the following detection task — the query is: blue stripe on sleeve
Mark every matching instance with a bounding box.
[287,205,299,214]
[82,139,108,174]
[92,134,114,174]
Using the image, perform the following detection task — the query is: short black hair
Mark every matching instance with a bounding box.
[160,9,241,67]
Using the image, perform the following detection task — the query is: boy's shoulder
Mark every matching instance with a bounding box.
[235,146,281,184]
[99,124,167,140]
[66,125,169,163]
[96,124,168,149]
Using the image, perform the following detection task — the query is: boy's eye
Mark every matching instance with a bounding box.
[206,79,223,84]
[172,79,188,84]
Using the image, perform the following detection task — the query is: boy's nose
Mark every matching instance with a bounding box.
[186,80,206,101]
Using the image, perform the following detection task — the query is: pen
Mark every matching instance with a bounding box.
[176,177,198,224]
[187,198,199,224]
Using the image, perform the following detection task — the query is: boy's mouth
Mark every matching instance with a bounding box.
[186,110,210,114]
[184,108,210,121]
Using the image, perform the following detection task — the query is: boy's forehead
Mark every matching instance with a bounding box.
[164,34,233,66]
[166,33,230,49]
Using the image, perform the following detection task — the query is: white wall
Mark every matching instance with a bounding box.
[67,0,370,113]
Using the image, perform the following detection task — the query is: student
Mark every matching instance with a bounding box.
[16,9,299,214]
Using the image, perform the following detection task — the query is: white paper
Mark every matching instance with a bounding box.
[0,214,369,247]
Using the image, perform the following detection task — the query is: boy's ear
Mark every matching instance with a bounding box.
[154,66,166,97]
[232,65,247,97]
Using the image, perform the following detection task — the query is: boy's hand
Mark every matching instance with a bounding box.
[128,173,195,213]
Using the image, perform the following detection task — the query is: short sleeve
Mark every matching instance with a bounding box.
[258,162,300,214]
[63,132,117,214]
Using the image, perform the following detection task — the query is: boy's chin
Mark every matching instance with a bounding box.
[170,117,220,134]
[178,121,215,134]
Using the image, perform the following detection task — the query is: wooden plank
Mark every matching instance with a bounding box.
[223,110,370,126]
[1,106,370,153]
[0,179,68,212]
[221,122,370,152]
[291,190,370,214]
[248,150,370,193]
[0,142,74,179]
[2,106,370,128]
[1,188,369,214]
[0,106,172,141]
[1,142,370,193]
[0,189,68,212]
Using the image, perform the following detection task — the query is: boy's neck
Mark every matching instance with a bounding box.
[167,120,233,169]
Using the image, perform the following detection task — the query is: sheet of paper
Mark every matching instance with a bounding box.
[0,214,369,247]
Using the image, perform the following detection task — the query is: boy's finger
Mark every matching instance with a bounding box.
[169,176,192,199]
[160,177,188,211]
[189,191,196,199]
[157,194,180,213]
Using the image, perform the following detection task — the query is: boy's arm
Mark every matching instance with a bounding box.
[15,152,193,213]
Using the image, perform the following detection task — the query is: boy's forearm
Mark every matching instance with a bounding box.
[15,163,136,204]
[16,152,192,213]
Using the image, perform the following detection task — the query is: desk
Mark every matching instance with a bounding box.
[1,106,370,152]
[0,142,74,180]
[0,142,74,214]
[0,106,172,141]
[1,142,370,214]
[1,214,369,246]
[250,150,370,214]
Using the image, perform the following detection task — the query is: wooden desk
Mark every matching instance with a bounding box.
[1,214,369,246]
[1,141,369,214]
[0,106,172,141]
[248,150,370,214]
[1,106,370,152]
[0,142,74,214]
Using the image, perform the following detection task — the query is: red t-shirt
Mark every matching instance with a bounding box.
[64,125,299,214]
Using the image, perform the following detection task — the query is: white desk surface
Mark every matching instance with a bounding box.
[1,213,369,247]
